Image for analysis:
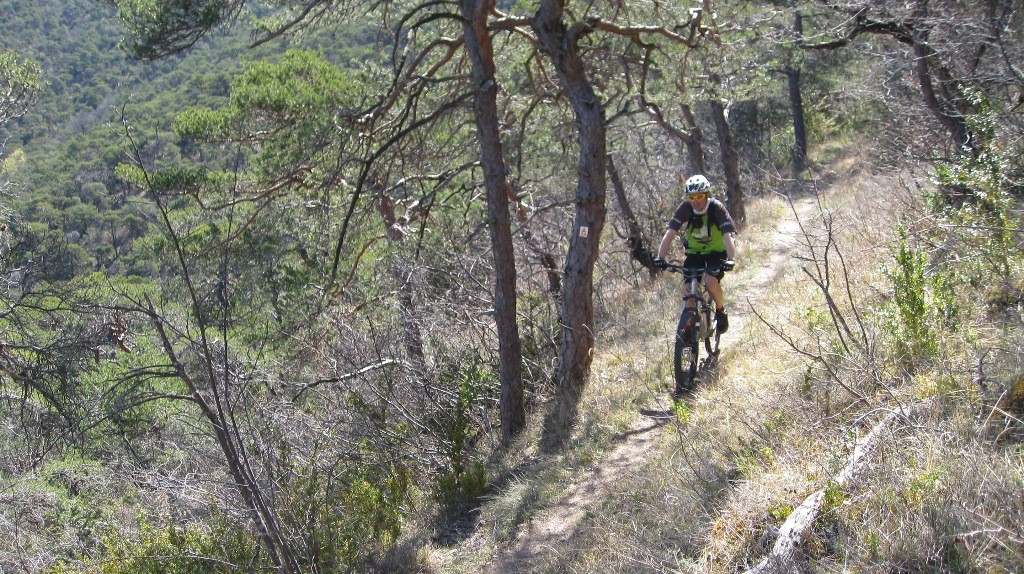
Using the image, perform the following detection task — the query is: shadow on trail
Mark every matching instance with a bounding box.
[698,353,721,385]
[671,352,721,399]
[538,381,584,455]
[618,416,674,435]
[429,505,482,547]
[428,382,591,550]
[488,408,669,574]
[434,350,726,563]
[636,407,679,422]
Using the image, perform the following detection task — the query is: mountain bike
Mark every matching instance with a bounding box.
[664,261,733,395]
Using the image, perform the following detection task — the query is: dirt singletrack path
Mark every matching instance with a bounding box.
[485,417,671,572]
[475,196,813,574]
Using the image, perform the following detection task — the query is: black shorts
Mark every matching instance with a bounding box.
[683,251,728,280]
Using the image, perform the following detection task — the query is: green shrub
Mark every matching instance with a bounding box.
[431,352,493,505]
[54,457,413,574]
[268,438,412,572]
[887,230,938,369]
[51,521,261,574]
[320,464,411,570]
[934,89,1021,282]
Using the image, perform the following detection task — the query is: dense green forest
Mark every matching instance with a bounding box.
[0,0,379,278]
[1,0,1022,572]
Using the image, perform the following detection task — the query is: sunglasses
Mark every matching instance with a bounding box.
[687,193,707,201]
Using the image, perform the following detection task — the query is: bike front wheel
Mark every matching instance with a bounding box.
[673,312,699,395]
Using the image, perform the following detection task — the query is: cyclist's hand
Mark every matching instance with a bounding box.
[653,258,668,270]
[722,260,736,272]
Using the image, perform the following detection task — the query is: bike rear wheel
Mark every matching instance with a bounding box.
[673,311,699,395]
[703,304,721,356]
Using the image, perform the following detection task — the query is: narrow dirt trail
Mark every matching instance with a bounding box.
[484,418,671,573]
[731,196,810,336]
[455,196,814,574]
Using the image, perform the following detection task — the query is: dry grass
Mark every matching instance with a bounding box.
[428,156,1024,573]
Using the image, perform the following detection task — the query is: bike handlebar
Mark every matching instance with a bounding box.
[663,261,734,275]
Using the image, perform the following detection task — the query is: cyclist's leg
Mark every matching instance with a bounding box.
[704,252,729,332]
[702,251,728,309]
[705,275,724,309]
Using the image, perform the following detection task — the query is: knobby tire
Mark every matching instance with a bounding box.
[674,310,699,394]
[703,304,721,356]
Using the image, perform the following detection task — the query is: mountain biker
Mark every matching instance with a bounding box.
[653,174,737,333]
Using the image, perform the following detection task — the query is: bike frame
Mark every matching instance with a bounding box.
[665,262,727,394]
[679,267,713,339]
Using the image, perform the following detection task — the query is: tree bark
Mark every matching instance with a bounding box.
[788,10,808,180]
[912,39,974,155]
[709,80,745,225]
[680,104,707,176]
[461,0,526,445]
[787,66,807,179]
[533,2,607,449]
[642,100,706,175]
[607,155,657,276]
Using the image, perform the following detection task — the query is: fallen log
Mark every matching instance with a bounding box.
[744,410,900,574]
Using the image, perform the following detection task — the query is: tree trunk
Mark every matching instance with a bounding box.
[461,0,525,445]
[789,11,808,181]
[377,191,428,373]
[607,155,657,276]
[533,2,607,449]
[798,0,980,161]
[642,100,706,175]
[912,40,974,155]
[147,300,300,573]
[680,104,707,176]
[787,66,807,181]
[709,84,745,225]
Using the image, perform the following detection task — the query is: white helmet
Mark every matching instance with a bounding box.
[684,174,711,195]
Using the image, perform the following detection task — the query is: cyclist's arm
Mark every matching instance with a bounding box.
[711,202,737,261]
[724,232,736,261]
[656,228,678,261]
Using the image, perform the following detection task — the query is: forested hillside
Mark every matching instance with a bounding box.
[0,0,234,276]
[1,0,1022,572]
[1,0,374,277]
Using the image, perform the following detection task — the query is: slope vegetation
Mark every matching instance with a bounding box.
[428,154,1024,573]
